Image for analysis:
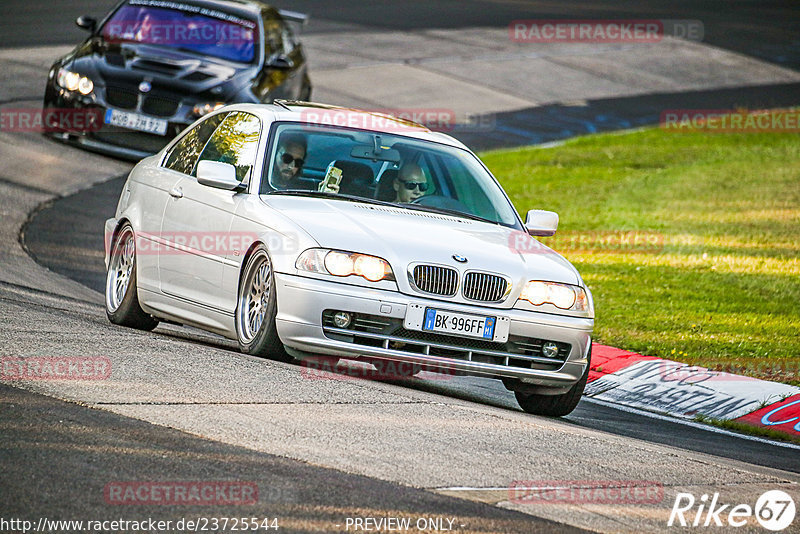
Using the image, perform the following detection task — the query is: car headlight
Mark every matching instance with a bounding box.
[296,249,395,282]
[193,102,225,117]
[519,281,591,313]
[57,68,94,95]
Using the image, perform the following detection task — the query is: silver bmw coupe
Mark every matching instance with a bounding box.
[104,101,594,416]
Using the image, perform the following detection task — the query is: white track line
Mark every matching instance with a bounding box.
[583,397,800,450]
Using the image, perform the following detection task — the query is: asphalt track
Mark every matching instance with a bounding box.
[2,1,800,533]
[23,174,800,477]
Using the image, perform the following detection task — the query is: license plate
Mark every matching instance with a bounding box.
[423,308,496,340]
[104,109,168,135]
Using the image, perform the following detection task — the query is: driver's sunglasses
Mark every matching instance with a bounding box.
[400,180,429,192]
[279,150,304,168]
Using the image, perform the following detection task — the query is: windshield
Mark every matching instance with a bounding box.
[261,122,520,227]
[101,1,258,63]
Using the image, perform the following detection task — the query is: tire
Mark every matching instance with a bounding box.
[235,245,289,361]
[515,348,591,417]
[105,223,158,330]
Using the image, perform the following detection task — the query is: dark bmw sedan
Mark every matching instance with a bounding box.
[43,0,311,159]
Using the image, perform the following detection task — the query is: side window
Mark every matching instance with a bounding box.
[163,113,228,174]
[194,112,261,183]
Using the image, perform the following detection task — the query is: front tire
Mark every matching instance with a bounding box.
[105,223,158,330]
[515,348,591,417]
[235,245,289,361]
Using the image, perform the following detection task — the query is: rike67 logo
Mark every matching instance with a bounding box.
[669,490,795,531]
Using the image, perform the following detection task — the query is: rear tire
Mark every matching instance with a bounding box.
[105,223,158,330]
[515,348,591,417]
[235,245,290,361]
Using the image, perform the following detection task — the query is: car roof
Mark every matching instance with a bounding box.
[227,101,471,150]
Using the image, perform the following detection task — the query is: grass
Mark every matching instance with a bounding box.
[694,414,800,445]
[480,122,800,385]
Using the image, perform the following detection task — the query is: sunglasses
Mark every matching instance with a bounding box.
[279,150,304,168]
[399,180,429,192]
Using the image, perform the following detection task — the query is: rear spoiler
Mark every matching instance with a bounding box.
[278,9,309,26]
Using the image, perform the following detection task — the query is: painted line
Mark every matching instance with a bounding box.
[582,397,800,451]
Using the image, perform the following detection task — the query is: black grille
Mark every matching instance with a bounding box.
[105,87,137,110]
[142,96,179,117]
[321,310,570,370]
[463,272,508,302]
[412,265,458,296]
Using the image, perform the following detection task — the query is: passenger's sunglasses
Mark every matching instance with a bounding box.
[279,150,304,168]
[399,180,429,192]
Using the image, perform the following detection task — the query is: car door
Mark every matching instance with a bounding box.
[149,112,227,290]
[158,111,261,312]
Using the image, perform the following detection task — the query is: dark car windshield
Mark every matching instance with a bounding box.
[261,122,520,227]
[101,1,258,63]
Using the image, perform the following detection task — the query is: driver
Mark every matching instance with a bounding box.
[393,162,429,203]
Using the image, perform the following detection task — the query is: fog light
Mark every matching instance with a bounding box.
[333,311,352,328]
[542,342,559,358]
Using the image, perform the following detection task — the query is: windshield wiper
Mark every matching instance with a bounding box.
[402,203,497,224]
[266,190,397,207]
[266,191,499,224]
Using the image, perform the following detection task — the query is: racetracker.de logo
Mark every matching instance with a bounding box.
[301,108,465,132]
[509,480,663,505]
[104,481,258,506]
[509,19,704,43]
[300,358,455,382]
[509,230,664,255]
[1,356,111,381]
[660,109,800,133]
[104,20,254,46]
[0,108,102,133]
[106,231,261,257]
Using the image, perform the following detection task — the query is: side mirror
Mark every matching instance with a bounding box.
[196,161,243,191]
[266,53,294,69]
[76,15,97,32]
[525,209,559,237]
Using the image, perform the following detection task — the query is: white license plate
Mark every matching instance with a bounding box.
[404,304,510,342]
[104,109,168,135]
[423,308,496,340]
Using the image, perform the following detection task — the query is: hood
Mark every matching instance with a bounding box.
[66,39,255,98]
[263,196,581,293]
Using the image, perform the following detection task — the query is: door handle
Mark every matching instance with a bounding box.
[169,186,183,199]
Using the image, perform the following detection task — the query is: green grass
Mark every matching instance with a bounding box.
[694,414,800,445]
[480,124,800,385]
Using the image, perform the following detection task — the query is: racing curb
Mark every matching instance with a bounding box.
[585,343,800,439]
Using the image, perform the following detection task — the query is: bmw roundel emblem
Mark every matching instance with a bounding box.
[138,81,152,93]
[452,254,468,263]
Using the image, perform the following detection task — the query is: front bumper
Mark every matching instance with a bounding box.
[274,273,592,388]
[43,81,193,160]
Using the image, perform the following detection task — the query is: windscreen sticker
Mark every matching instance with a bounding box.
[128,0,256,28]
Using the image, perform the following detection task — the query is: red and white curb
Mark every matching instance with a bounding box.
[585,344,800,439]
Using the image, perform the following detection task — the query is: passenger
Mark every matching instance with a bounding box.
[393,162,428,203]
